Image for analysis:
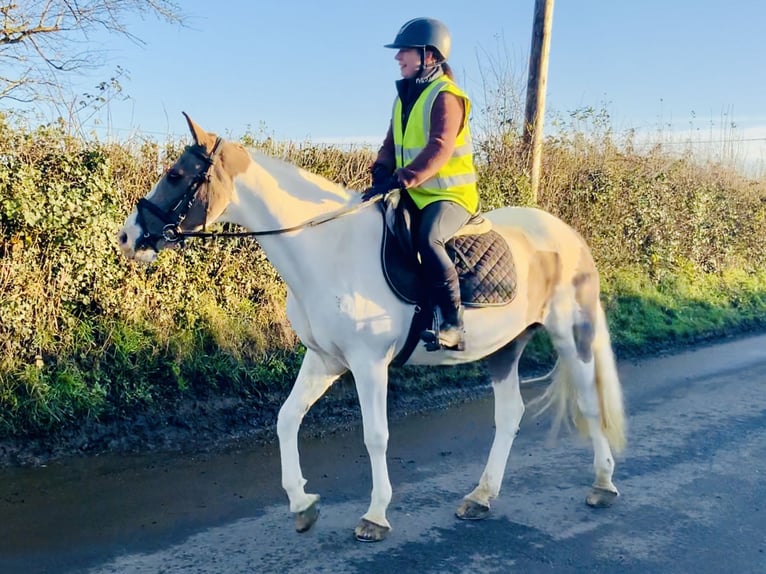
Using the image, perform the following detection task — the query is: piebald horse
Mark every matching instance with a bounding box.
[118,114,626,542]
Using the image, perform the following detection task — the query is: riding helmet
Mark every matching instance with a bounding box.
[385,17,451,61]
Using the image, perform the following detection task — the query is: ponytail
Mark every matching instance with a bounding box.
[442,62,455,81]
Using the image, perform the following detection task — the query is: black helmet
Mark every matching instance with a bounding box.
[384,17,451,61]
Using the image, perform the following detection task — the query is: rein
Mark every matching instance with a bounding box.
[173,193,382,241]
[135,136,385,249]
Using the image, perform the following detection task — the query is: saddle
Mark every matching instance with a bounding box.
[379,191,518,365]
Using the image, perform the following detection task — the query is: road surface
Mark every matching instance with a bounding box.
[1,334,765,573]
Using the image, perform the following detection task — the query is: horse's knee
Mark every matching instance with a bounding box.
[276,402,302,439]
[363,428,389,454]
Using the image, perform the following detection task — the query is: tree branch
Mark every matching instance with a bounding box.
[0,0,184,102]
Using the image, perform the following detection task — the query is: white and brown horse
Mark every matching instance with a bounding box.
[118,114,626,542]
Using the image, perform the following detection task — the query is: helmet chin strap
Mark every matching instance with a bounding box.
[415,48,442,82]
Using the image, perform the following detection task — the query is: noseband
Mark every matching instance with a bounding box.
[135,137,223,252]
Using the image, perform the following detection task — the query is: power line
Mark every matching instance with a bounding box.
[637,137,766,146]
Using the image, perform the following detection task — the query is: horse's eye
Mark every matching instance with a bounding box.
[166,169,182,182]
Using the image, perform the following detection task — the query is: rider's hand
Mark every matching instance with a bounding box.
[370,162,392,186]
[362,174,402,202]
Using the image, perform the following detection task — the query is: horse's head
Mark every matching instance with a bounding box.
[118,113,249,262]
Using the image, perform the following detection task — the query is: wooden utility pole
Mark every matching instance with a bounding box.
[523,0,555,204]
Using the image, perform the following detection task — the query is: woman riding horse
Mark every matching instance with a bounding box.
[367,17,479,351]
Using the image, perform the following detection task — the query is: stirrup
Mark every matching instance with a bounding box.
[420,324,465,352]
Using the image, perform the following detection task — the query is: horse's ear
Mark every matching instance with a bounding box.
[182,112,218,151]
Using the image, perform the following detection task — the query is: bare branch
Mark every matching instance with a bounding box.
[0,19,62,45]
[0,0,184,103]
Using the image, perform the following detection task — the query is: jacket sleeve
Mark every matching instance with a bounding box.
[395,91,465,189]
[373,124,396,171]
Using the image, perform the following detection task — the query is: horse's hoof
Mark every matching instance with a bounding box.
[294,500,320,532]
[586,486,619,508]
[354,518,390,542]
[456,499,491,520]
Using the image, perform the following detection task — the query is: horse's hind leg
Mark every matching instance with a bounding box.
[558,349,619,507]
[457,327,536,520]
[277,349,346,532]
[544,294,623,508]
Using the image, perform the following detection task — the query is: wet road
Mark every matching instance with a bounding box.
[2,334,766,573]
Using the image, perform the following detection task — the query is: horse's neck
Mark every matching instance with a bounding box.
[219,151,379,294]
[225,151,355,228]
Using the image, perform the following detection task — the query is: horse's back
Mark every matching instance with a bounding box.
[484,206,582,250]
[487,206,593,266]
[485,205,600,314]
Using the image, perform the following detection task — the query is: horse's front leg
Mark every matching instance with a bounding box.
[277,349,346,533]
[350,359,393,542]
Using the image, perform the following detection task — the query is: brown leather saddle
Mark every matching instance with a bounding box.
[379,191,518,365]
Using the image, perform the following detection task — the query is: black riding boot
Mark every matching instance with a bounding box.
[421,275,465,351]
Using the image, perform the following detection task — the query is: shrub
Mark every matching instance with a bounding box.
[0,111,764,440]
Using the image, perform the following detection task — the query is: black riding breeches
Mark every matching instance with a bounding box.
[413,200,472,285]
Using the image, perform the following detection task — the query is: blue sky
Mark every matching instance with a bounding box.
[56,1,766,172]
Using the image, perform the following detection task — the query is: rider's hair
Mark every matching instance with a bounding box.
[442,61,455,81]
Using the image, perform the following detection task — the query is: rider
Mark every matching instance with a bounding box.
[368,17,480,350]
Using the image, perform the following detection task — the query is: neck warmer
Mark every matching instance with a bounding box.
[395,64,445,130]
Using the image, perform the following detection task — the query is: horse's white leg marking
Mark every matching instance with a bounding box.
[462,329,536,512]
[544,294,619,497]
[564,350,617,493]
[277,349,346,513]
[350,359,392,530]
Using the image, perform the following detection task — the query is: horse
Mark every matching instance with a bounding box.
[118,113,626,542]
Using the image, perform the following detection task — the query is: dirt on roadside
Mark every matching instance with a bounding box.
[0,375,493,468]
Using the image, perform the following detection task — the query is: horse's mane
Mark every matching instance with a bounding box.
[246,148,359,205]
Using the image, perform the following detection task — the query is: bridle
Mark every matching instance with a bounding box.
[133,138,383,252]
[135,137,224,252]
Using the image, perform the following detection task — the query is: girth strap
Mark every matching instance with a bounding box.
[391,303,433,367]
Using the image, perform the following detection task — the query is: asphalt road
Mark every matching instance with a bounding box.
[2,334,765,574]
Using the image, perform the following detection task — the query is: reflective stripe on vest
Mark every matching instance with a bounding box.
[392,77,479,213]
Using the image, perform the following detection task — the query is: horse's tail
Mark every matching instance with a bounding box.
[590,301,626,452]
[534,301,626,453]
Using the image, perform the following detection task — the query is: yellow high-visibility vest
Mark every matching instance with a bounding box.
[392,77,479,213]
